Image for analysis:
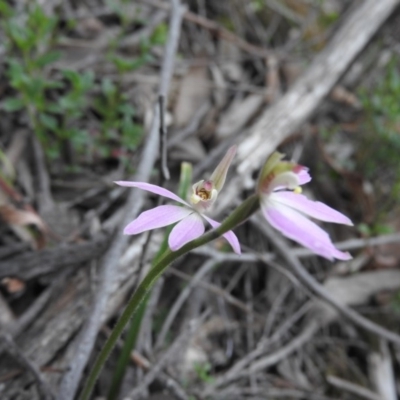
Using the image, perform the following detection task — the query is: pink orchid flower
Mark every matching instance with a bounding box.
[257,152,353,261]
[115,146,240,254]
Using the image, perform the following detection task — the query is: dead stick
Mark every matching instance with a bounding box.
[0,333,54,400]
[158,95,170,180]
[327,375,381,400]
[236,0,400,178]
[126,313,208,399]
[139,0,271,59]
[256,221,400,346]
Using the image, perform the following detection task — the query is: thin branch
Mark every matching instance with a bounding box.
[131,351,189,400]
[159,95,170,180]
[327,375,381,400]
[31,135,54,214]
[155,258,217,349]
[8,269,71,337]
[57,1,186,399]
[202,320,320,396]
[0,333,54,400]
[192,232,400,259]
[167,101,210,149]
[205,302,311,392]
[138,0,272,59]
[168,267,264,321]
[255,219,400,346]
[126,314,208,399]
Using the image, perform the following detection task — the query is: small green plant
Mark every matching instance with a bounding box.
[391,290,400,314]
[93,78,142,158]
[0,2,90,160]
[0,0,149,162]
[357,222,394,237]
[194,362,215,384]
[358,56,400,212]
[318,11,339,28]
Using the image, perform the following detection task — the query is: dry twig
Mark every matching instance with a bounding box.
[155,258,217,349]
[327,375,381,400]
[0,333,54,400]
[126,315,207,399]
[139,0,272,59]
[255,220,400,346]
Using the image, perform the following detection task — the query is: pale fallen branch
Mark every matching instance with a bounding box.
[368,340,397,400]
[327,375,381,400]
[236,0,400,180]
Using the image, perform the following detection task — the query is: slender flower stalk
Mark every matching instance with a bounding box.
[79,194,260,400]
[115,146,240,253]
[107,162,193,400]
[257,152,353,261]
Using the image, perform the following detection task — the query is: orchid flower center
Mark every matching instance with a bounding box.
[190,180,217,208]
[197,188,211,200]
[259,169,301,195]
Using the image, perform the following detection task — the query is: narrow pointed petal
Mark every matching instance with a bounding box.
[262,200,351,261]
[210,145,236,191]
[124,205,192,235]
[203,215,241,255]
[296,169,311,185]
[114,181,190,206]
[169,213,205,251]
[272,192,353,226]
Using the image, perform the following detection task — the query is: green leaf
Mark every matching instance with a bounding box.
[46,103,63,113]
[45,79,64,89]
[8,21,31,51]
[0,0,14,17]
[34,51,61,68]
[39,113,58,131]
[63,69,81,86]
[2,97,25,112]
[101,78,116,97]
[46,144,61,159]
[150,22,167,45]
[118,103,135,116]
[122,123,142,149]
[59,96,78,111]
[70,129,90,146]
[81,71,94,90]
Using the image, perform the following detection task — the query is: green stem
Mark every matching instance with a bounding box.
[106,293,148,400]
[79,194,260,400]
[107,162,192,399]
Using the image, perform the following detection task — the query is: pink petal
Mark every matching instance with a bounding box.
[262,200,351,261]
[203,215,241,255]
[271,192,353,226]
[169,213,205,251]
[114,181,190,206]
[124,205,193,235]
[297,169,311,185]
